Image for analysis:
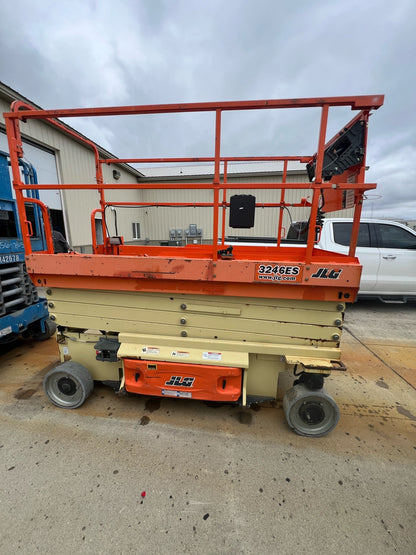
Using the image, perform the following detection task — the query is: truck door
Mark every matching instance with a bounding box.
[331,222,380,293]
[374,223,416,294]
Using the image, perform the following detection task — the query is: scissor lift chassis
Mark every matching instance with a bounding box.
[46,287,344,436]
[3,94,384,436]
[49,288,343,389]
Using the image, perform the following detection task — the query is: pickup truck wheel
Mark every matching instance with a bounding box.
[283,384,340,437]
[43,361,94,409]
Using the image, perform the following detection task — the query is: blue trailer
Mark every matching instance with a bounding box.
[0,150,55,343]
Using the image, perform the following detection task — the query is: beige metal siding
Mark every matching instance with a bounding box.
[140,185,213,243]
[138,172,353,242]
[224,171,311,239]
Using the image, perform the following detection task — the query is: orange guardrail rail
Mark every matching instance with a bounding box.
[4,95,384,303]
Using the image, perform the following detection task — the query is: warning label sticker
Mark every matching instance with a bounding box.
[171,350,190,358]
[142,347,160,355]
[202,351,222,361]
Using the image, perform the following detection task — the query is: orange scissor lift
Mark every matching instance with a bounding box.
[4,95,383,436]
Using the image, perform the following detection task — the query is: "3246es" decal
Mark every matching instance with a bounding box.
[255,263,303,283]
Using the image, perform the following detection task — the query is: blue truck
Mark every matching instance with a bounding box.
[0,149,55,343]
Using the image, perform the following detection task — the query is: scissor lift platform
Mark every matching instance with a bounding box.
[4,94,384,436]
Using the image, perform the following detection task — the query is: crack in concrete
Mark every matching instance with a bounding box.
[343,325,416,392]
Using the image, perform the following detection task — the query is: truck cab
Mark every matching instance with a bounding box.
[317,218,416,301]
[0,150,54,342]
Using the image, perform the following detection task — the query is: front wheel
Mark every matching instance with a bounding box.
[283,384,340,437]
[43,361,94,409]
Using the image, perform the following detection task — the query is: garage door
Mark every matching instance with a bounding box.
[0,131,61,210]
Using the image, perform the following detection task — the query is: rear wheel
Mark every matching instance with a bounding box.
[32,318,57,341]
[43,361,94,409]
[283,384,340,437]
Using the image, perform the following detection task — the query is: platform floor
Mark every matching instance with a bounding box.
[0,300,415,554]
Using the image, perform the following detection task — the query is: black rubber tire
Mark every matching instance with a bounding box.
[43,361,94,409]
[32,318,57,341]
[283,383,340,437]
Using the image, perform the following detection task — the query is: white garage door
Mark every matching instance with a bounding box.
[0,131,61,210]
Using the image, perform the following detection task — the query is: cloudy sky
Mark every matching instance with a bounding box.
[1,0,415,219]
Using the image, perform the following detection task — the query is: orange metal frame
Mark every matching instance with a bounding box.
[3,95,383,302]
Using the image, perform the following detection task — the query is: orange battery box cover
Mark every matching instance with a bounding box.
[123,358,242,402]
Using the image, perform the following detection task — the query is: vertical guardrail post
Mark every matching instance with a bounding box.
[220,161,228,246]
[212,109,222,261]
[306,104,329,263]
[277,159,288,246]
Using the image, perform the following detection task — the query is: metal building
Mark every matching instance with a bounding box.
[138,162,313,244]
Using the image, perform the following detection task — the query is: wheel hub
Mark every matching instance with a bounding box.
[298,401,325,425]
[57,377,77,396]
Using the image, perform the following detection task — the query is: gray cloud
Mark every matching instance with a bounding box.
[1,0,415,218]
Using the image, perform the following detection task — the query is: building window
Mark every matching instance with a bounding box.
[132,222,140,240]
[95,218,103,245]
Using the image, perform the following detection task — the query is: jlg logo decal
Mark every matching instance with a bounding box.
[165,376,195,387]
[311,268,343,279]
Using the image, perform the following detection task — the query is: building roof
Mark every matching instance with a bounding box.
[0,81,144,178]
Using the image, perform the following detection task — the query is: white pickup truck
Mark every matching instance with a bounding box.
[227,218,416,302]
[289,218,416,302]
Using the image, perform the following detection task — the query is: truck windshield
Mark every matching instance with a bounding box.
[0,209,17,238]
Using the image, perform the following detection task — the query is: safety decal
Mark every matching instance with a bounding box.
[203,351,222,361]
[171,350,190,358]
[142,346,160,355]
[255,263,303,283]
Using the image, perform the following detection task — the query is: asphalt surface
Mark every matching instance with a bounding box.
[0,300,415,554]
